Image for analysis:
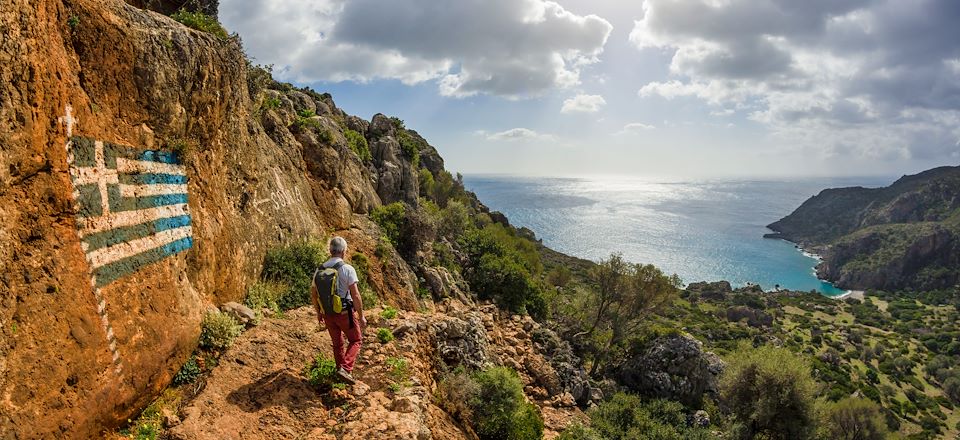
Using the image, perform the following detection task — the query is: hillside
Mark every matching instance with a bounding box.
[674,283,960,438]
[766,166,960,291]
[1,0,611,437]
[4,1,960,440]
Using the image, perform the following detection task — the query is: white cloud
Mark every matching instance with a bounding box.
[616,122,656,135]
[485,128,556,142]
[631,0,960,162]
[561,94,607,113]
[221,0,612,98]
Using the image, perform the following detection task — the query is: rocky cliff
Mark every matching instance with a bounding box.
[0,0,445,436]
[766,166,960,291]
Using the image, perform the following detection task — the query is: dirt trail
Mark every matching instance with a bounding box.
[166,306,465,439]
[165,303,585,439]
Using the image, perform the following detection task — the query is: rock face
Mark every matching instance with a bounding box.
[430,313,492,371]
[767,166,960,291]
[614,334,724,407]
[530,327,592,405]
[686,281,733,301]
[0,1,424,436]
[368,114,420,206]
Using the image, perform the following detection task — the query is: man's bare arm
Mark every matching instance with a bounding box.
[349,283,366,328]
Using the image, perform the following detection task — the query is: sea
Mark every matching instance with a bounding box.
[463,175,896,296]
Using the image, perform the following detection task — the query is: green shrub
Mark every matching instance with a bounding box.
[944,375,960,403]
[720,344,816,440]
[387,357,410,383]
[351,252,371,290]
[375,235,393,259]
[820,397,887,440]
[350,252,377,307]
[419,168,436,199]
[431,241,460,272]
[294,114,323,130]
[386,356,411,392]
[470,367,543,440]
[361,289,378,309]
[584,393,715,440]
[397,130,421,168]
[172,356,201,385]
[261,239,327,310]
[135,423,159,440]
[473,252,543,316]
[199,312,243,350]
[436,368,480,422]
[303,353,338,388]
[417,284,431,299]
[558,423,603,440]
[170,9,228,39]
[546,266,573,288]
[459,224,547,318]
[263,96,282,109]
[67,15,79,29]
[377,328,395,343]
[344,129,371,162]
[371,202,406,247]
[245,281,285,316]
[381,306,398,320]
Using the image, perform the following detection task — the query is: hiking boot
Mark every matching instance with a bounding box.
[337,367,356,385]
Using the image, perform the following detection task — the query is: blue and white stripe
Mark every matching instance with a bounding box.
[66,137,194,288]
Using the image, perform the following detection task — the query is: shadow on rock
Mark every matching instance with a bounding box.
[226,369,321,412]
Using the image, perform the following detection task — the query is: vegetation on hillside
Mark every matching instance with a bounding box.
[170,9,229,39]
[766,166,960,291]
[437,367,544,440]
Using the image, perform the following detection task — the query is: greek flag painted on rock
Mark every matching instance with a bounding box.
[67,136,193,288]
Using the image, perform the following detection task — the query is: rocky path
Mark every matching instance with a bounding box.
[166,304,586,439]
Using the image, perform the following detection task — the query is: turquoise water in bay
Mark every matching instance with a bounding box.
[463,175,894,296]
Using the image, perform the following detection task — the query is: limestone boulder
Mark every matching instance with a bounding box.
[614,333,724,407]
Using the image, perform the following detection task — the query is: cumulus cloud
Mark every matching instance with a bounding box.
[483,128,557,142]
[561,94,607,113]
[221,0,612,98]
[616,122,656,135]
[631,0,960,161]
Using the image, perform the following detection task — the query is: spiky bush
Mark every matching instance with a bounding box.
[199,312,243,350]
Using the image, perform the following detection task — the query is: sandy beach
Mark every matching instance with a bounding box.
[834,290,865,301]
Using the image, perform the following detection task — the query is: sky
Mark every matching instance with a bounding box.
[220,0,960,179]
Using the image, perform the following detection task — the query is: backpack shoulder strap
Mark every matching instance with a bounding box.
[332,261,345,270]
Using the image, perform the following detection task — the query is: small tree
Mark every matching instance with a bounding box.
[370,202,406,247]
[470,367,543,440]
[944,375,960,403]
[821,397,888,440]
[720,344,817,440]
[586,253,681,375]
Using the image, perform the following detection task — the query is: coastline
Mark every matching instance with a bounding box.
[833,289,865,301]
[764,234,848,297]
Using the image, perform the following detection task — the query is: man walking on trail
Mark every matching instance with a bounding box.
[311,236,367,384]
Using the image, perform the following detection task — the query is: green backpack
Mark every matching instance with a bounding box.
[313,261,355,327]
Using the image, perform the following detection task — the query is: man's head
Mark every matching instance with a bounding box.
[329,236,348,257]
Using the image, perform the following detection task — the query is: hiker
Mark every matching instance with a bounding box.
[311,236,367,384]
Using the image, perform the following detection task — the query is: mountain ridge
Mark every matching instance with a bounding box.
[766,165,960,291]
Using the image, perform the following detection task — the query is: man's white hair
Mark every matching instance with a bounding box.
[329,236,348,255]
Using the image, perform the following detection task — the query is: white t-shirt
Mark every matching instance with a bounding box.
[322,257,359,301]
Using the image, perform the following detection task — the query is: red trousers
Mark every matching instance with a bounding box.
[322,312,362,372]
